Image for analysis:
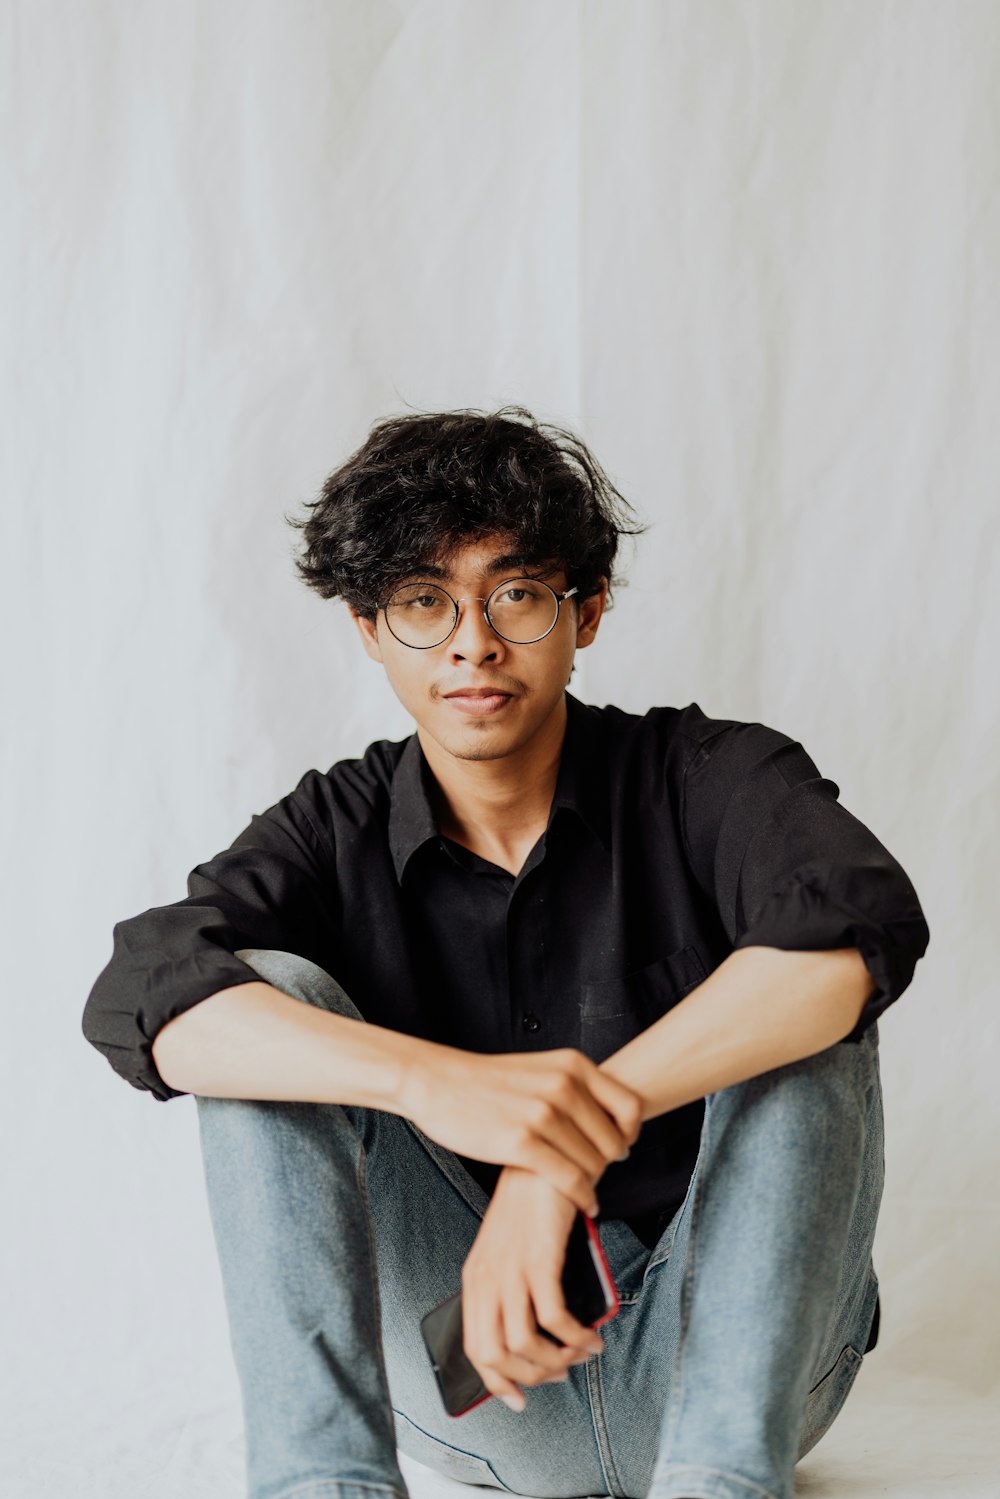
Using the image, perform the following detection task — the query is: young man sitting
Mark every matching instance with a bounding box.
[83,404,929,1499]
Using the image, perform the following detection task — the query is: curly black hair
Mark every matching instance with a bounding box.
[285,404,647,623]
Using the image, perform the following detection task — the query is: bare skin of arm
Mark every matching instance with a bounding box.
[151,979,641,1215]
[151,981,415,1106]
[595,944,876,1120]
[153,944,872,1201]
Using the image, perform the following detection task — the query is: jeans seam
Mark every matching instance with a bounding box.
[585,1354,621,1498]
[401,1115,492,1219]
[656,1093,710,1463]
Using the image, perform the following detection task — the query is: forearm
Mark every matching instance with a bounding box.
[150,980,429,1109]
[598,945,876,1124]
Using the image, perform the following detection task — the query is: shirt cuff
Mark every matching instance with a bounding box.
[732,865,930,1039]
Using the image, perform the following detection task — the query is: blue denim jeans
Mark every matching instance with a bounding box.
[195,949,884,1499]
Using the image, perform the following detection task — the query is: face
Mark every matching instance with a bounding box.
[347,533,608,763]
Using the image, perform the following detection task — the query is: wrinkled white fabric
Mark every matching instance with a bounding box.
[3,0,996,1495]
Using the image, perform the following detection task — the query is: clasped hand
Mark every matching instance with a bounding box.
[461,1165,603,1409]
[401,1042,644,1410]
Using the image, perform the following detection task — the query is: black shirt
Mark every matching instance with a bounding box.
[81,691,930,1249]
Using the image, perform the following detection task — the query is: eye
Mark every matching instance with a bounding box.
[393,591,446,611]
[499,583,546,603]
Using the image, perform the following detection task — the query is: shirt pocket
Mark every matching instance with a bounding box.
[579,942,708,1064]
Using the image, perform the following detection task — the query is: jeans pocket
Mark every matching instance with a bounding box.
[393,1407,516,1491]
[796,1343,865,1460]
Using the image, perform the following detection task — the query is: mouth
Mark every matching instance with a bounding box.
[442,690,515,716]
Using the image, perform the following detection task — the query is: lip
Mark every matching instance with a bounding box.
[443,690,515,717]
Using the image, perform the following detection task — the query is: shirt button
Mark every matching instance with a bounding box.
[522,1012,541,1033]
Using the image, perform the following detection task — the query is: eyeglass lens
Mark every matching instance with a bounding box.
[384,578,559,646]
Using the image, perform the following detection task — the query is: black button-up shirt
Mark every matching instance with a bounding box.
[82,691,930,1249]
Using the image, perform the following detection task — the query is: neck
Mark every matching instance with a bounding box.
[417,694,568,859]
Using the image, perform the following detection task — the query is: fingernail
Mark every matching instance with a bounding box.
[501,1393,525,1412]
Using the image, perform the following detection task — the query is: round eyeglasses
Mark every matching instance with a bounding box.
[378,576,579,649]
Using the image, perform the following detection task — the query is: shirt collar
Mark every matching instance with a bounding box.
[387,689,610,885]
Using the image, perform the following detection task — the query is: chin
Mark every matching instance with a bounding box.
[435,704,528,751]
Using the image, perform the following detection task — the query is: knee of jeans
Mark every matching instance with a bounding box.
[709,1039,872,1137]
[234,947,365,1021]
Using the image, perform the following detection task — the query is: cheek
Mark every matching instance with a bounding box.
[380,650,434,707]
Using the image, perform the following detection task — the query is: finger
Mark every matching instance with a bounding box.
[538,1055,636,1168]
[563,1084,634,1166]
[577,1059,645,1149]
[513,1132,599,1215]
[533,1090,612,1178]
[530,1097,637,1206]
[501,1277,579,1380]
[463,1285,530,1410]
[489,1336,568,1389]
[533,1282,606,1355]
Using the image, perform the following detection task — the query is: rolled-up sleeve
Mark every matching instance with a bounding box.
[82,771,341,1101]
[678,712,930,1038]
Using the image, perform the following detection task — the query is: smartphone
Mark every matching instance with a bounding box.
[420,1211,620,1418]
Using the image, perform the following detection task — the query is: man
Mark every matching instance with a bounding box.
[83,405,930,1499]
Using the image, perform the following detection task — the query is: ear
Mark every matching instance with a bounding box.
[346,603,385,664]
[574,578,609,650]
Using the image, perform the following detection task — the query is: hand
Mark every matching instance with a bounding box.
[401,1043,643,1216]
[461,1165,607,1412]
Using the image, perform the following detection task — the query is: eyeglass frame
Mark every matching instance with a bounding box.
[374,571,580,649]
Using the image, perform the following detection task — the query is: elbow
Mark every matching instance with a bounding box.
[827,946,878,1040]
[150,1014,194,1095]
[81,1006,186,1101]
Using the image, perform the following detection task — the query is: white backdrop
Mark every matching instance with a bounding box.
[3,2,997,1495]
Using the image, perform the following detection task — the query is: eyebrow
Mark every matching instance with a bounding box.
[401,552,554,583]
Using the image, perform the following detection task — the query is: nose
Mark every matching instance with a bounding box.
[446,594,506,661]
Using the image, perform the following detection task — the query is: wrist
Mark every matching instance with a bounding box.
[498,1163,587,1219]
[397,1034,458,1119]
